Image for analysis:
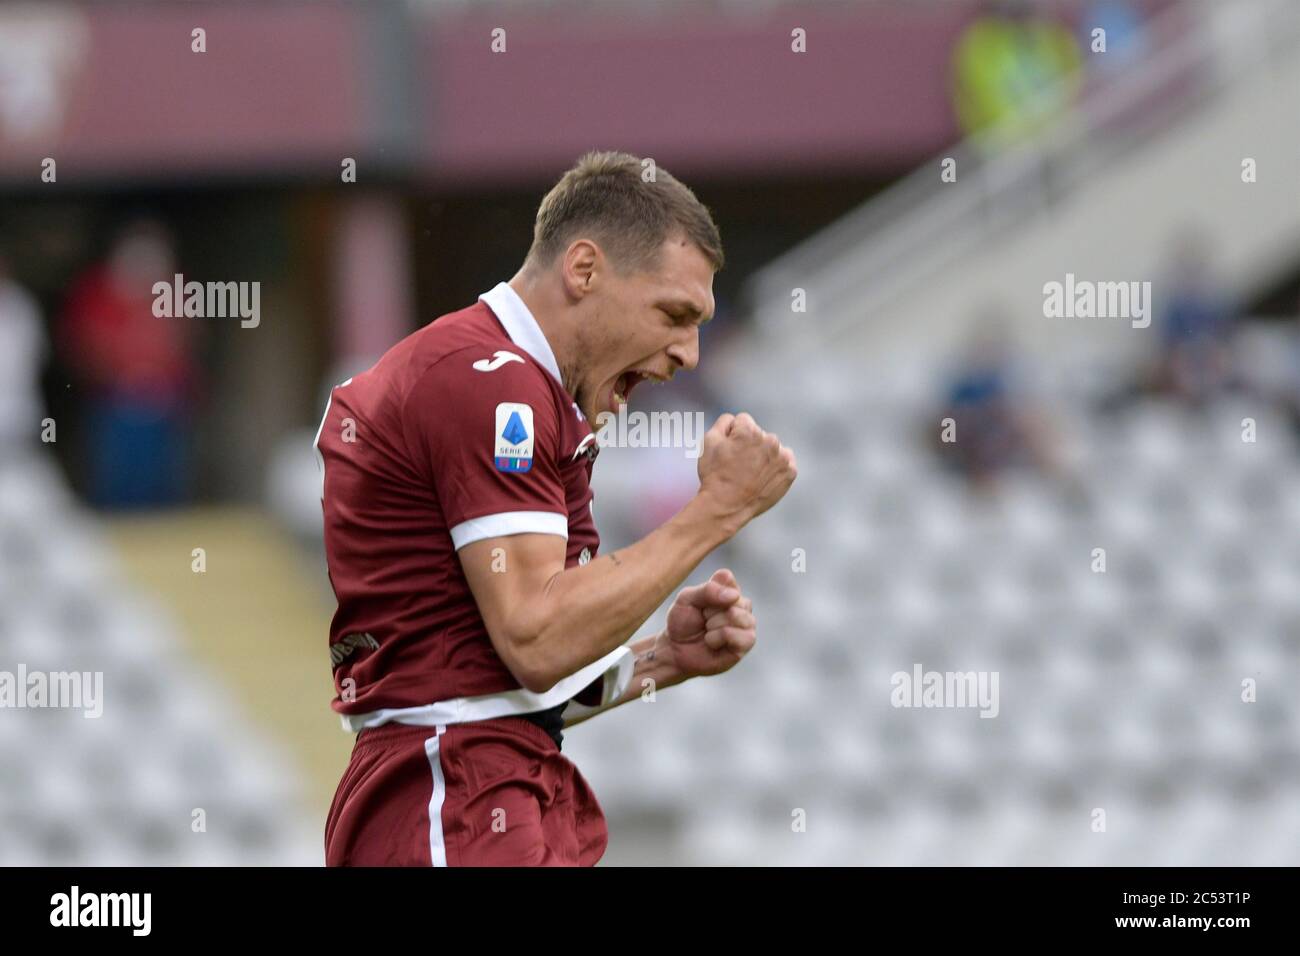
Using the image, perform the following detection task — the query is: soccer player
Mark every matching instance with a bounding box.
[318,151,797,866]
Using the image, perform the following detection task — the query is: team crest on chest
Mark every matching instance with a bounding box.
[571,432,599,463]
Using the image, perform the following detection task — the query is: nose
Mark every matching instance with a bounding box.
[666,326,700,373]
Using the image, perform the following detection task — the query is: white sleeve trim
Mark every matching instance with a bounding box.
[561,645,637,723]
[340,645,635,733]
[449,510,568,549]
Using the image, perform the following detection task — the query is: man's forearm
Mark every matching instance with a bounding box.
[563,632,684,729]
[524,493,738,687]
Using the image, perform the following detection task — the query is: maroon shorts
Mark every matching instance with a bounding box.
[325,716,609,866]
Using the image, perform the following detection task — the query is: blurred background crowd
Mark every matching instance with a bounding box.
[1,0,1298,865]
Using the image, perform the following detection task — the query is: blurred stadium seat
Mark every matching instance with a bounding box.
[569,334,1300,864]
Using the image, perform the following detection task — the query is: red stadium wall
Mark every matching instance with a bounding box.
[2,0,1183,186]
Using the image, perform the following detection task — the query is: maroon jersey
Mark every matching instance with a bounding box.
[316,283,629,732]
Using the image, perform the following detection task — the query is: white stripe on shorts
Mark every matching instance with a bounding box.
[424,725,449,867]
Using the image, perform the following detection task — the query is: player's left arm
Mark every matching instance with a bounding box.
[563,568,756,728]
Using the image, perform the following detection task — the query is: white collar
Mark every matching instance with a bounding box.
[478,281,563,385]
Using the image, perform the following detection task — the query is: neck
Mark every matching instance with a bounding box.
[508,268,581,396]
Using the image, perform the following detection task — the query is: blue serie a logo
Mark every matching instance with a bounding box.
[494,403,535,473]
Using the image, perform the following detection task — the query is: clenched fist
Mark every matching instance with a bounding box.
[663,568,757,679]
[696,412,797,532]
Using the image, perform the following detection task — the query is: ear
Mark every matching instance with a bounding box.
[562,239,601,298]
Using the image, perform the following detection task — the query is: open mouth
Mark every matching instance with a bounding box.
[610,369,667,410]
[612,371,643,407]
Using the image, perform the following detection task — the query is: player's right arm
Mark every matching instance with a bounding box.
[459,412,795,693]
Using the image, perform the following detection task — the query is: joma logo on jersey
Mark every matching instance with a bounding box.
[473,350,525,372]
[495,402,535,472]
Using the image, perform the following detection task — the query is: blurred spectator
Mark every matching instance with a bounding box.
[1268,293,1300,443]
[1150,236,1238,405]
[932,320,1064,492]
[0,252,48,457]
[1081,0,1148,72]
[1099,235,1241,414]
[58,220,196,508]
[951,0,1084,148]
